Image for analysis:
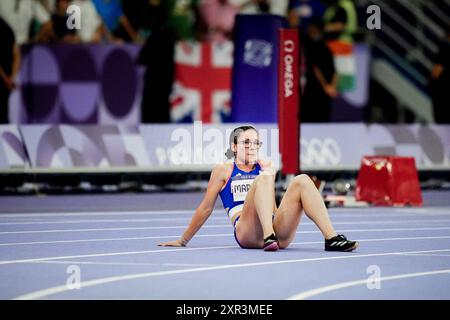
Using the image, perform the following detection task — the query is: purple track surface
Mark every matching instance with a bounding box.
[1,191,450,300]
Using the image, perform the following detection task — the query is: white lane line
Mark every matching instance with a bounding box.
[1,209,449,218]
[2,235,450,265]
[0,245,237,265]
[26,260,220,267]
[327,213,450,218]
[10,236,450,267]
[0,224,231,234]
[1,218,450,226]
[397,253,450,258]
[303,235,450,245]
[2,225,450,235]
[287,269,450,300]
[391,208,450,214]
[2,233,450,248]
[13,248,450,300]
[0,234,230,246]
[0,210,196,218]
[0,218,218,225]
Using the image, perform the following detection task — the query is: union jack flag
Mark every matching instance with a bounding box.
[170,41,233,123]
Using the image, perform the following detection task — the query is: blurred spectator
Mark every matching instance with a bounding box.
[429,26,450,124]
[301,18,337,122]
[37,0,80,43]
[322,0,357,44]
[199,0,238,42]
[40,0,56,12]
[92,0,139,43]
[232,0,288,17]
[287,0,326,32]
[322,0,357,93]
[137,0,176,123]
[167,0,201,40]
[0,17,20,123]
[115,0,149,42]
[0,0,50,44]
[71,0,103,42]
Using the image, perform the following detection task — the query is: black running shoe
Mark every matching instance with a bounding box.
[325,234,358,252]
[263,233,279,251]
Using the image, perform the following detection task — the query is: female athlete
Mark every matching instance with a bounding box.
[159,125,358,252]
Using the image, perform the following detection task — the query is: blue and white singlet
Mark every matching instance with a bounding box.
[219,162,262,221]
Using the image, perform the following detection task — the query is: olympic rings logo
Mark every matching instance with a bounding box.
[301,138,342,165]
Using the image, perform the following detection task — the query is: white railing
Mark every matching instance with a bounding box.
[420,0,450,26]
[370,0,439,54]
[358,0,448,75]
[372,59,433,122]
[373,40,428,85]
[355,0,449,121]
[396,0,446,38]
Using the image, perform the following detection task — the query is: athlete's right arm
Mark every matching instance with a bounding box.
[158,164,227,247]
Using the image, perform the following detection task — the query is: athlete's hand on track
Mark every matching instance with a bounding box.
[158,239,187,247]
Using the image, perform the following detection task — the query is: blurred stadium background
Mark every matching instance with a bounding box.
[0,0,449,205]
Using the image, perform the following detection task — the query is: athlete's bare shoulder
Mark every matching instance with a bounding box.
[211,161,234,180]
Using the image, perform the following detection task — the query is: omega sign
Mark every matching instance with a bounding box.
[283,40,295,98]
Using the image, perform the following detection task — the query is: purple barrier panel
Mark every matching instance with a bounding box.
[0,125,29,169]
[10,43,373,125]
[20,125,149,168]
[300,124,450,170]
[13,44,143,125]
[16,123,450,171]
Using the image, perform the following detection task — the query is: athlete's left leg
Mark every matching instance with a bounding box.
[234,171,277,249]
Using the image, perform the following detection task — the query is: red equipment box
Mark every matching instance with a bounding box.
[355,156,423,206]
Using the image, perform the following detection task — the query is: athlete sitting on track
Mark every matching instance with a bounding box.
[159,125,358,252]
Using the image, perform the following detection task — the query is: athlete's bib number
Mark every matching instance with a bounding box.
[231,179,254,202]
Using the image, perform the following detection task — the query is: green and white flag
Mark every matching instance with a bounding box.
[328,40,356,92]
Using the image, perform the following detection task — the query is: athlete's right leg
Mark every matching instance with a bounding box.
[234,172,277,249]
[273,174,358,251]
[274,174,338,248]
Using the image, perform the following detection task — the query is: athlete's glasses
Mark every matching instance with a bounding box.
[237,140,263,148]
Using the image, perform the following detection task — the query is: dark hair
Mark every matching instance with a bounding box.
[225,125,257,159]
[309,17,324,31]
[257,0,270,13]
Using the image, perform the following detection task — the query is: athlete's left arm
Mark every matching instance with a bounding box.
[158,164,226,247]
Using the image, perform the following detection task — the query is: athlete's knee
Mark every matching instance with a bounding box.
[277,239,290,249]
[293,174,311,188]
[255,171,275,184]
